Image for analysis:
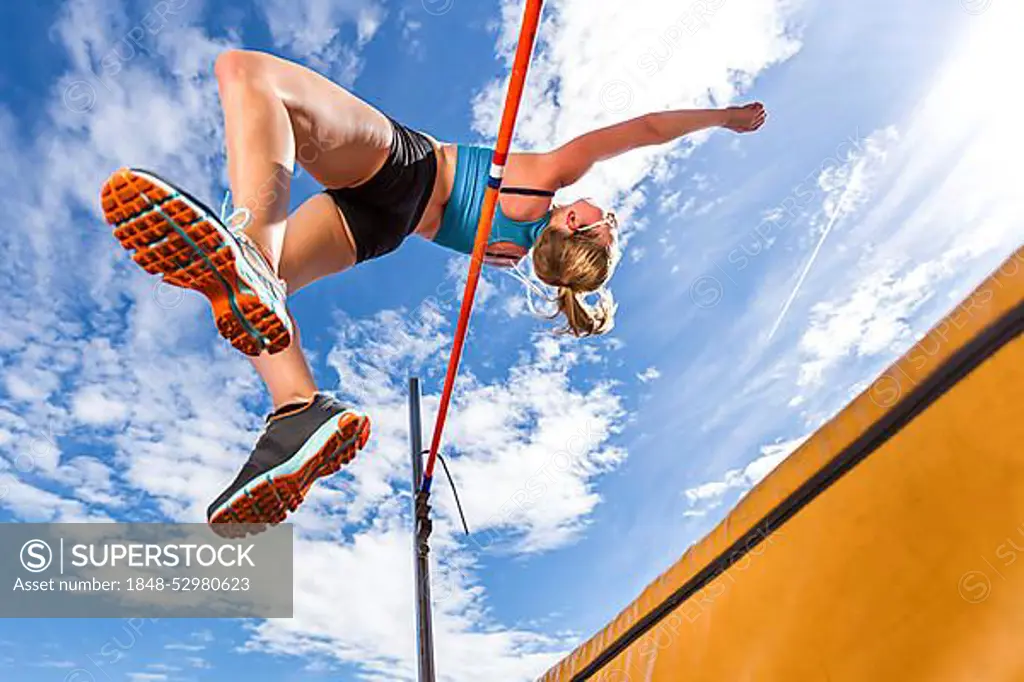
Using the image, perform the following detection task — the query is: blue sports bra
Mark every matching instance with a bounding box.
[434,145,553,262]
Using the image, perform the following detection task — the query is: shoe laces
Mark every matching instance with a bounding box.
[219,191,253,236]
[219,191,286,294]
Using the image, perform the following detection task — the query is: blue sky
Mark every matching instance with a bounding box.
[0,0,1021,680]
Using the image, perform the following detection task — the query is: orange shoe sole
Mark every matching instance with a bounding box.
[209,412,372,538]
[100,168,291,356]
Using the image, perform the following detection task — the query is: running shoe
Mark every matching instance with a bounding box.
[208,394,371,536]
[100,168,292,356]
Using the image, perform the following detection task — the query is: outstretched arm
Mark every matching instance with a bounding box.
[540,103,766,187]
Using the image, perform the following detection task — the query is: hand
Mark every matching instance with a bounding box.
[723,102,767,133]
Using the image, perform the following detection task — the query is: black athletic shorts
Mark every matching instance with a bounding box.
[324,118,437,263]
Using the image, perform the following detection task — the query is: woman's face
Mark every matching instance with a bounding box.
[557,199,618,248]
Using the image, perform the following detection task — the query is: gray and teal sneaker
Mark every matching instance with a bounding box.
[208,394,371,536]
[101,167,292,356]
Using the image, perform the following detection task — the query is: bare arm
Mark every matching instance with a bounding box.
[645,109,729,144]
[533,103,766,188]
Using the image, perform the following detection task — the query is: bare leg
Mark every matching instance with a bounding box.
[212,50,394,408]
[252,318,316,409]
[250,194,359,409]
[207,195,366,529]
[213,49,393,270]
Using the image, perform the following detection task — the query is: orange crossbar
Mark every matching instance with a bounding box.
[422,0,545,489]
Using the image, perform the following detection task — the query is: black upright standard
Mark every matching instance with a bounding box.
[408,377,436,682]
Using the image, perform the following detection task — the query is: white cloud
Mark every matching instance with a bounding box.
[474,0,802,214]
[71,384,130,426]
[796,257,952,388]
[779,4,1024,391]
[190,629,215,643]
[3,365,60,403]
[0,0,230,305]
[184,656,211,669]
[258,0,386,84]
[653,1,1024,480]
[399,9,426,59]
[0,3,639,681]
[0,0,273,527]
[1,16,628,675]
[636,366,661,383]
[669,0,1024,522]
[324,305,627,553]
[683,435,807,516]
[657,189,683,214]
[145,663,182,673]
[767,126,900,340]
[163,643,205,652]
[29,658,75,668]
[234,303,627,679]
[0,476,108,523]
[249,490,569,681]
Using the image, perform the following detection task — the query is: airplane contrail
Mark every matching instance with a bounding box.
[767,174,859,341]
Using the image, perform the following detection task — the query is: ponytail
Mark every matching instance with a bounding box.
[554,286,616,337]
[532,226,619,338]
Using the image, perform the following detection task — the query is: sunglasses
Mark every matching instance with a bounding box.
[573,212,618,234]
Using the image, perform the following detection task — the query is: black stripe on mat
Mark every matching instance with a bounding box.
[570,296,1024,681]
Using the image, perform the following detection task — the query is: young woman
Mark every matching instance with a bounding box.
[100,50,766,533]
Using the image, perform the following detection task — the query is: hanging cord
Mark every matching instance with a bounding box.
[424,450,470,536]
[506,259,560,317]
[505,259,611,317]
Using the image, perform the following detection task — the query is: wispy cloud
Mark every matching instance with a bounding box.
[0,5,630,675]
[258,0,386,84]
[683,435,807,517]
[29,658,77,668]
[636,367,661,383]
[146,663,183,673]
[164,643,206,652]
[185,656,212,669]
[127,674,168,682]
[767,127,898,340]
[475,0,802,214]
[650,0,1024,534]
[231,304,627,678]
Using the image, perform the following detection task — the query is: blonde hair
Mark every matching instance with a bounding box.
[531,227,618,337]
